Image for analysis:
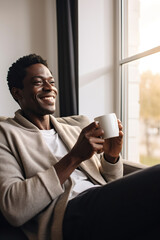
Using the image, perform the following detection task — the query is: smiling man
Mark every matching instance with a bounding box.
[11,61,58,129]
[0,54,123,240]
[0,54,159,240]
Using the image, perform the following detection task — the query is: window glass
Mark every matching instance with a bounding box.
[122,0,160,58]
[123,52,160,166]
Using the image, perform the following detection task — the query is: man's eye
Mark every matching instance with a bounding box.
[33,81,43,85]
[49,80,55,85]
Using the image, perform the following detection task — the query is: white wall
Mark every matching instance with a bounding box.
[78,0,116,121]
[0,0,59,117]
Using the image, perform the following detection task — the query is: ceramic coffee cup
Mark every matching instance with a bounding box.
[94,113,119,139]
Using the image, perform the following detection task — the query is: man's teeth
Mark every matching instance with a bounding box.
[43,97,53,100]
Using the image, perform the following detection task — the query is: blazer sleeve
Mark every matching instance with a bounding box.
[99,154,123,182]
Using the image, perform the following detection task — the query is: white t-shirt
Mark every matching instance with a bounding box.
[41,129,99,200]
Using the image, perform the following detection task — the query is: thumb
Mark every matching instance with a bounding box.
[83,121,99,132]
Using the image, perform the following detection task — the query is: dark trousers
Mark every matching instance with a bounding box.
[63,165,160,240]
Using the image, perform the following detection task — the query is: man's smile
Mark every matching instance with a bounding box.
[39,95,56,104]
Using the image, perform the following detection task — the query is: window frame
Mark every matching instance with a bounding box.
[117,0,160,161]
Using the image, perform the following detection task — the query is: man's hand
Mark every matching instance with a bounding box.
[103,119,123,164]
[69,121,105,164]
[54,121,105,184]
[55,120,123,184]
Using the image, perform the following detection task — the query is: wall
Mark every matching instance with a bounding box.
[78,0,116,121]
[0,0,59,117]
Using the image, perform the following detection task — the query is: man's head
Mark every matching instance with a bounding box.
[7,54,58,117]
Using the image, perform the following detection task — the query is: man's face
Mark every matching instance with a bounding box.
[16,63,58,116]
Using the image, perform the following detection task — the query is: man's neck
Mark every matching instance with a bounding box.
[22,111,52,130]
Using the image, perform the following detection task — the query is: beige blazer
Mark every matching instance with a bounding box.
[0,110,123,240]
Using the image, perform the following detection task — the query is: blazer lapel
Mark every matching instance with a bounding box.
[50,115,79,150]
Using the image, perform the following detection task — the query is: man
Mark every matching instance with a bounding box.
[0,54,159,240]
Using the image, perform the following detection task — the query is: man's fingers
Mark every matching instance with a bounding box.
[84,121,99,131]
[117,119,123,131]
[119,130,124,138]
[92,141,104,153]
[82,121,104,137]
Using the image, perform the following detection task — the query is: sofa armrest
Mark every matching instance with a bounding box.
[123,159,147,176]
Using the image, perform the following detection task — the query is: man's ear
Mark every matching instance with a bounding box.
[11,87,23,102]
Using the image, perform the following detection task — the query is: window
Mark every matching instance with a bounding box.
[119,0,160,166]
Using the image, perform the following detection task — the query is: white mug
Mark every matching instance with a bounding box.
[94,113,119,139]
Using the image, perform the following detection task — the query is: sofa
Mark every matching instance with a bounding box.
[0,115,146,239]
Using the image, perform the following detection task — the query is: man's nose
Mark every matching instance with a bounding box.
[43,81,58,96]
[43,80,54,90]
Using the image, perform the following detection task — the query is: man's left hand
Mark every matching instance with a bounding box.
[103,119,123,164]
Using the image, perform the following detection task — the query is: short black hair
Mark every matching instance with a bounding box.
[7,53,48,93]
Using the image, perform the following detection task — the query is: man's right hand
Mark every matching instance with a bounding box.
[54,121,104,184]
[69,121,105,164]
